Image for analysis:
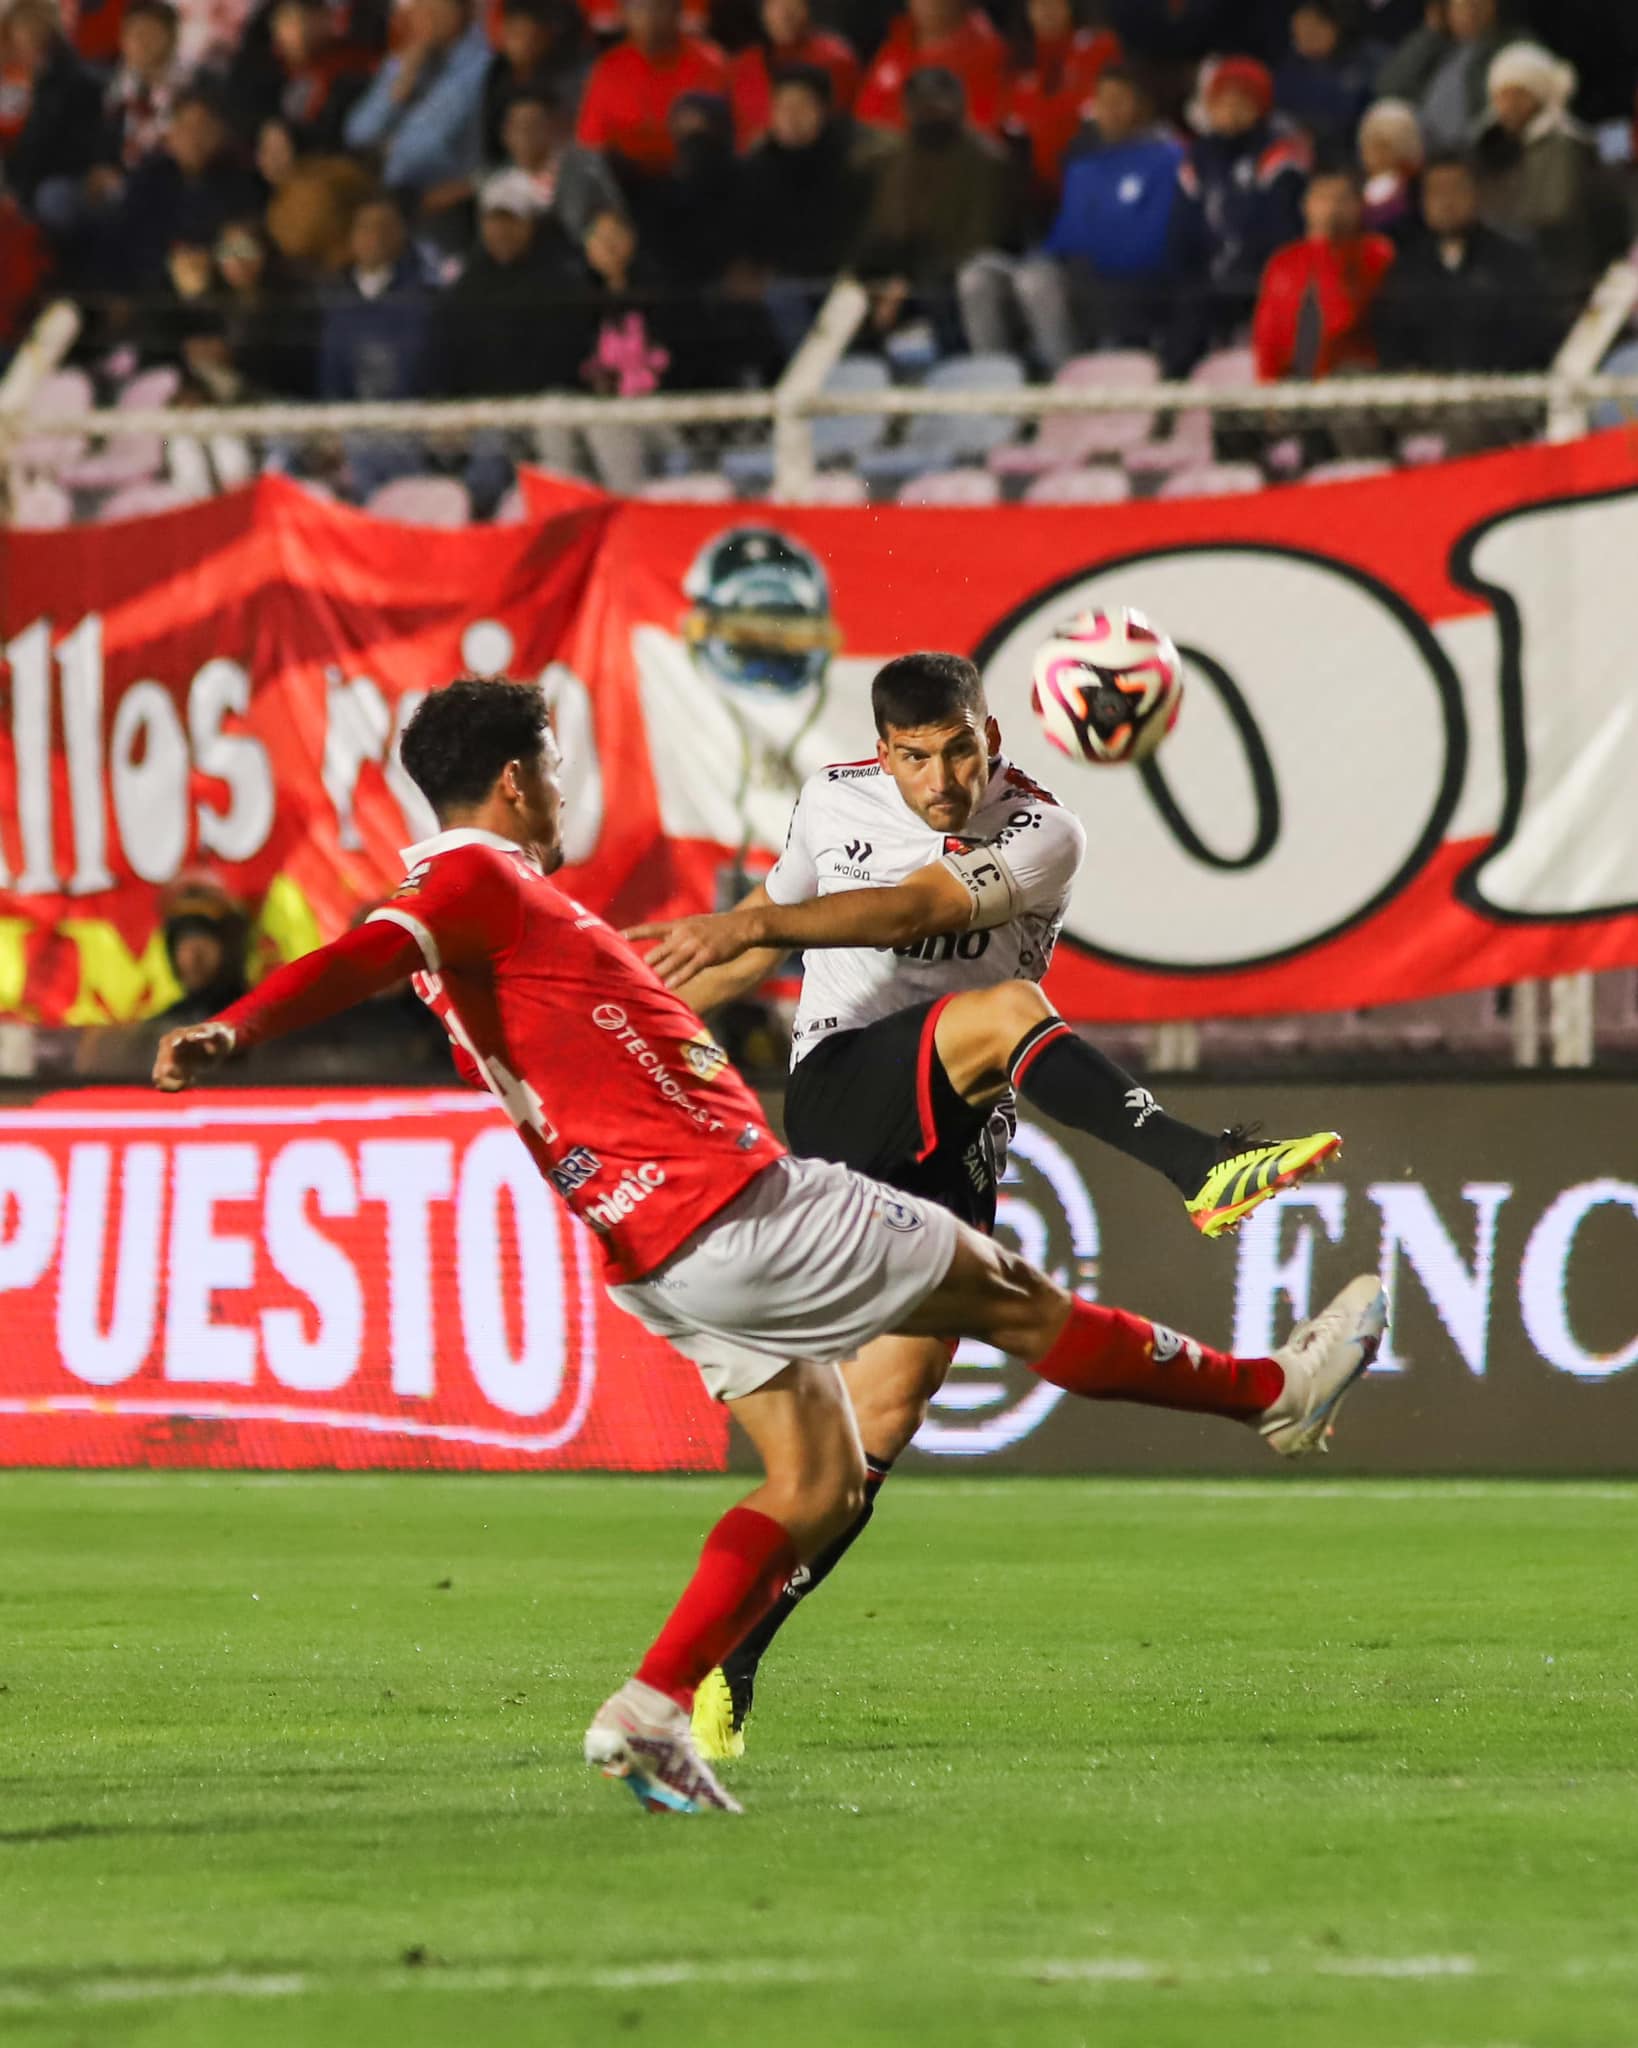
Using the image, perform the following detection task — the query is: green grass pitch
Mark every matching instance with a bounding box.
[2,1472,1636,2047]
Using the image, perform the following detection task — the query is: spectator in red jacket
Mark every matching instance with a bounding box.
[1253,164,1394,381]
[855,0,1006,135]
[1001,0,1121,202]
[730,0,858,145]
[576,0,727,173]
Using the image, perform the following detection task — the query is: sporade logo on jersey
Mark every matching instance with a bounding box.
[549,1146,601,1196]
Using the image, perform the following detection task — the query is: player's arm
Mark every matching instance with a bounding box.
[665,883,792,1013]
[629,849,1005,990]
[152,921,422,1090]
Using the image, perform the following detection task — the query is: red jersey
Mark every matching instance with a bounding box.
[855,9,1005,134]
[1252,233,1395,383]
[575,34,731,172]
[221,828,783,1282]
[729,31,860,143]
[1001,27,1119,192]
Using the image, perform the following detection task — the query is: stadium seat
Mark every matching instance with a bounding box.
[95,479,203,521]
[59,366,182,491]
[859,353,1025,490]
[1124,347,1255,476]
[721,356,890,494]
[8,475,72,528]
[989,351,1160,477]
[1399,432,1448,466]
[639,472,735,501]
[1021,465,1132,504]
[11,367,93,473]
[896,466,1002,506]
[1157,462,1265,498]
[779,470,869,505]
[364,476,473,527]
[1590,339,1638,428]
[1301,458,1393,484]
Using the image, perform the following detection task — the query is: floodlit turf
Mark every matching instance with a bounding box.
[2,1474,1636,2048]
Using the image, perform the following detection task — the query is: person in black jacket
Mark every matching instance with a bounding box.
[227,0,376,156]
[481,0,587,160]
[440,171,584,510]
[110,88,267,291]
[741,66,877,352]
[1375,150,1556,373]
[0,0,105,213]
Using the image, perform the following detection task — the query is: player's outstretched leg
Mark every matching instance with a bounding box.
[895,1226,1387,1454]
[934,982,1342,1239]
[695,1334,947,1762]
[587,1359,865,1815]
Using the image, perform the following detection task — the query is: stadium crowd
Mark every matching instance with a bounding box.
[0,0,1634,499]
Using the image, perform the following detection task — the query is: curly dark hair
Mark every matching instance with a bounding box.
[399,676,550,816]
[871,652,985,738]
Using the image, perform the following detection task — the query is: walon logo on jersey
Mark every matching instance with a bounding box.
[844,839,872,863]
[913,1120,1098,1459]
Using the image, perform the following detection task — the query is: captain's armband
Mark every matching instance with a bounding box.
[939,844,1020,930]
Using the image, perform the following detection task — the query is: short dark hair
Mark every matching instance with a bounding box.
[400,677,550,815]
[871,652,985,738]
[1422,147,1477,178]
[769,61,833,108]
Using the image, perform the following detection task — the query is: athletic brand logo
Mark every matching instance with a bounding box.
[879,1198,924,1233]
[583,1161,667,1230]
[593,1004,627,1030]
[735,1124,761,1150]
[549,1146,600,1196]
[844,839,872,864]
[1124,1086,1160,1128]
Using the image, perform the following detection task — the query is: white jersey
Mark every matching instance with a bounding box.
[766,755,1087,1065]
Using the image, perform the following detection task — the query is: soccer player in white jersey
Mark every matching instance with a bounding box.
[629,652,1344,1760]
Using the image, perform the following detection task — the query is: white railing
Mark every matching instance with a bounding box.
[7,276,1637,1073]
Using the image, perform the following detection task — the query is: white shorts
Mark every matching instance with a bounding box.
[608,1156,961,1401]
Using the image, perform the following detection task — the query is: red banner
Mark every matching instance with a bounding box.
[0,1088,728,1470]
[5,437,1638,1025]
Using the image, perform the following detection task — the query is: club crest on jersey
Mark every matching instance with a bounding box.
[1149,1324,1203,1369]
[878,1197,924,1233]
[681,1029,729,1082]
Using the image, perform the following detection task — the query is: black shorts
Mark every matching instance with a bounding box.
[782,997,1003,1232]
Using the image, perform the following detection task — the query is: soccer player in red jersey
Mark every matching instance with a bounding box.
[154,677,1386,1817]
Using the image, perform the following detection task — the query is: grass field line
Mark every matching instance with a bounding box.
[5,1950,1636,2010]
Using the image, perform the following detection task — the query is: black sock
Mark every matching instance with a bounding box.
[1009,1019,1219,1195]
[720,1453,894,1722]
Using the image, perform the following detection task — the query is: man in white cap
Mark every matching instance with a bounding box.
[1476,40,1630,308]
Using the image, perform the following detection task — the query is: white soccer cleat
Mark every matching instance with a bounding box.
[584,1679,745,1815]
[1260,1274,1388,1458]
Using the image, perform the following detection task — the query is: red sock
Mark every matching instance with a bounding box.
[1033,1298,1284,1420]
[636,1505,800,1711]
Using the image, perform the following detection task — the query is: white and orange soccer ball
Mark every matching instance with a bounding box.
[1029,607,1184,766]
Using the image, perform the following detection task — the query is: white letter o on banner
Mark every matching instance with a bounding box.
[979,546,1460,969]
[456,1129,567,1417]
[1519,1179,1638,1381]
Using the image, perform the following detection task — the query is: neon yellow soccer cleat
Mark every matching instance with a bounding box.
[1185,1130,1342,1239]
[690,1667,745,1763]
